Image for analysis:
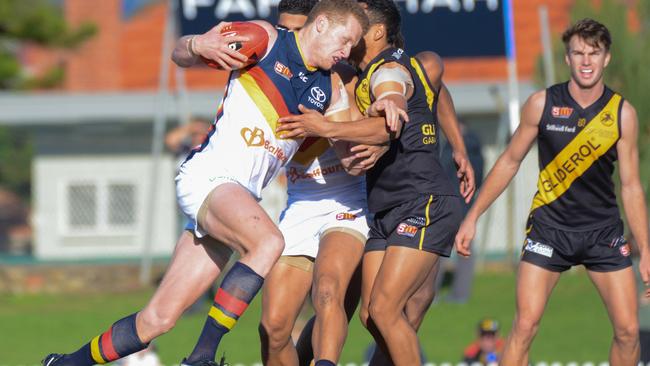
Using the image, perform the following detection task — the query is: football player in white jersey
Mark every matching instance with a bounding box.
[41,2,368,366]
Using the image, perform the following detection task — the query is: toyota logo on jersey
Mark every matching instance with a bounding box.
[311,87,326,102]
[308,87,326,109]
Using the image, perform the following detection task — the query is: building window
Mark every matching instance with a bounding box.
[68,184,97,228]
[64,181,137,235]
[109,184,135,226]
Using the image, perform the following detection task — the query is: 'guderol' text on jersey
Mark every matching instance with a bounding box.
[529,82,623,230]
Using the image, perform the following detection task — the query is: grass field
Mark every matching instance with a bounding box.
[1,269,613,365]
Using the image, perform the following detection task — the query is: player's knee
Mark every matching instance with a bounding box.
[138,308,178,336]
[259,315,292,351]
[243,232,285,273]
[613,322,639,345]
[251,231,285,261]
[368,297,396,326]
[313,275,342,310]
[512,315,540,338]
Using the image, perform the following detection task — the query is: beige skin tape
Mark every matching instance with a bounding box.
[370,65,413,100]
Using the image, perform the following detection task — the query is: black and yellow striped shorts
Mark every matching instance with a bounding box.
[366,194,463,256]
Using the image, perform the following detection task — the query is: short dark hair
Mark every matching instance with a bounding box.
[304,0,369,35]
[278,0,318,16]
[358,0,402,47]
[562,18,612,52]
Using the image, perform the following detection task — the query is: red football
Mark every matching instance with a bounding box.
[201,21,269,70]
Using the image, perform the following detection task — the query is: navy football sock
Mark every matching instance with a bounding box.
[185,262,264,363]
[63,313,147,365]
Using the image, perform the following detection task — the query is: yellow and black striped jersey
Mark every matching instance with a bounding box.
[529,82,623,230]
[354,47,455,213]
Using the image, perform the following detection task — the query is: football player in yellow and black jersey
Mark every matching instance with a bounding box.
[455,18,650,365]
[277,0,475,363]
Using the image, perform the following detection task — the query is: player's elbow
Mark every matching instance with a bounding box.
[498,149,524,171]
[620,180,644,200]
[171,51,194,68]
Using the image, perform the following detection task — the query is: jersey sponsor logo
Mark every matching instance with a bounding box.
[286,163,344,183]
[620,244,631,257]
[539,139,601,193]
[392,48,404,59]
[406,216,426,226]
[421,123,437,144]
[545,124,576,133]
[240,127,288,162]
[396,222,418,237]
[530,94,621,213]
[274,61,293,80]
[336,212,357,221]
[241,126,265,147]
[609,235,627,248]
[600,111,615,127]
[524,238,553,258]
[308,87,327,109]
[551,106,573,119]
[609,235,629,257]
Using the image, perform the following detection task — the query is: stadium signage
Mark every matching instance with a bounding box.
[177,0,506,57]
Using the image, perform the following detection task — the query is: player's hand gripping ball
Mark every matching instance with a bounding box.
[201,22,269,69]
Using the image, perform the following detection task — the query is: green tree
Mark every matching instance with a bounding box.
[0,127,33,199]
[0,0,96,201]
[0,0,96,89]
[536,0,650,199]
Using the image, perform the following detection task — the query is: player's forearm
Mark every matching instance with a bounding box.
[324,117,393,145]
[621,183,650,256]
[437,85,467,156]
[172,35,199,67]
[466,155,520,221]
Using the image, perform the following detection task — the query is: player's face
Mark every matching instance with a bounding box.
[565,35,610,89]
[277,13,307,31]
[348,22,381,67]
[314,15,363,69]
[348,37,367,67]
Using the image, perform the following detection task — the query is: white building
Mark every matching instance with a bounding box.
[0,82,537,262]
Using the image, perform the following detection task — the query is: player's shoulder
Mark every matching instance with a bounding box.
[415,51,443,70]
[620,99,637,119]
[414,50,443,86]
[332,62,358,85]
[525,89,547,110]
[619,99,639,135]
[519,89,547,126]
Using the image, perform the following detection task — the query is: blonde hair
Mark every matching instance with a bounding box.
[304,0,369,34]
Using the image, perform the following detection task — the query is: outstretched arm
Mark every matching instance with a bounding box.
[276,63,410,145]
[277,106,401,145]
[617,101,650,293]
[454,90,545,256]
